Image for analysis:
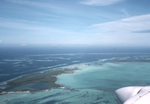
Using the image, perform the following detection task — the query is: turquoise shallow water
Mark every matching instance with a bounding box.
[0,88,118,104]
[57,62,150,90]
[1,56,150,104]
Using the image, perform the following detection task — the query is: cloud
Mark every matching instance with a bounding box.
[0,17,83,45]
[91,14,150,33]
[6,0,69,14]
[0,17,72,34]
[6,0,58,10]
[86,14,150,46]
[132,30,150,33]
[80,0,124,6]
[0,18,40,30]
[121,8,130,17]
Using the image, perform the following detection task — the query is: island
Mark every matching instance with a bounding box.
[0,67,78,94]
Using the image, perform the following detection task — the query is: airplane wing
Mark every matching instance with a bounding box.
[115,86,150,104]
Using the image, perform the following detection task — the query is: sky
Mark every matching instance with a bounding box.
[0,0,150,47]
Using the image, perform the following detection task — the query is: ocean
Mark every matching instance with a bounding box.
[0,46,150,104]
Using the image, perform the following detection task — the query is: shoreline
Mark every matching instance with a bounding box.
[0,67,79,95]
[0,86,67,95]
[1,57,150,95]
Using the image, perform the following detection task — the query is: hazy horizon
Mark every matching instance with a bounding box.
[0,0,150,47]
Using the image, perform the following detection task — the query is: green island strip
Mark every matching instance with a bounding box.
[0,67,78,94]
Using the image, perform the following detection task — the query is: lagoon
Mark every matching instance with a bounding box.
[1,56,150,104]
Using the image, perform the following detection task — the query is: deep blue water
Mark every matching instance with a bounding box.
[0,46,150,83]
